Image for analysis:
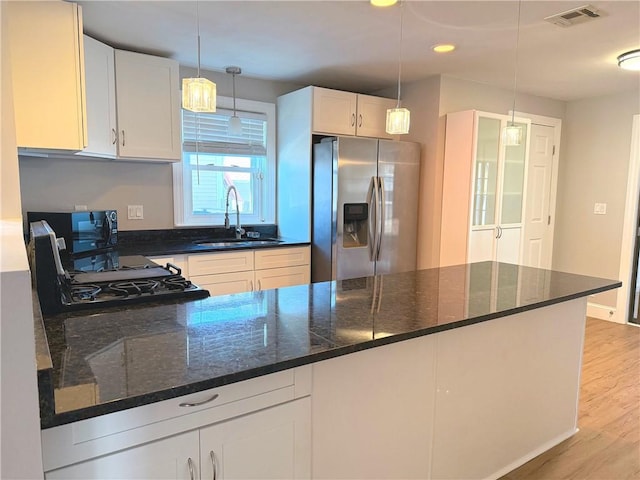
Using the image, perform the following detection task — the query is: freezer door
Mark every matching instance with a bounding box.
[336,136,378,281]
[376,140,421,275]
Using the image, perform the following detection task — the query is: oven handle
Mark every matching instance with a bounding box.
[166,262,182,276]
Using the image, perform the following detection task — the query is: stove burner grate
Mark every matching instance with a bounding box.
[71,284,102,301]
[163,275,194,291]
[108,279,160,297]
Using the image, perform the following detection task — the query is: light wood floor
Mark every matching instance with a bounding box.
[501,317,640,480]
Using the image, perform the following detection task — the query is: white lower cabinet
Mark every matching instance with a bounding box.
[187,246,310,296]
[45,431,199,480]
[45,399,310,480]
[200,398,311,480]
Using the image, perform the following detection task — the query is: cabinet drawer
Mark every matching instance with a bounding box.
[254,246,310,270]
[193,271,255,296]
[188,250,254,276]
[255,265,310,291]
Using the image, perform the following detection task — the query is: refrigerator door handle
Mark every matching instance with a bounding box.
[375,176,385,261]
[367,176,377,261]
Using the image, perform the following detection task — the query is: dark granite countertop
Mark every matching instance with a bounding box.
[36,262,620,429]
[114,225,308,257]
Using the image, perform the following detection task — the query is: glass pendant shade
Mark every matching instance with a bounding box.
[502,123,523,146]
[386,107,411,135]
[618,49,640,71]
[228,115,242,135]
[182,77,216,113]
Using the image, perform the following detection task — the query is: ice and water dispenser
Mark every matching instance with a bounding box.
[343,203,369,248]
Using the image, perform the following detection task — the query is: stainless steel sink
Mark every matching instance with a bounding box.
[194,238,283,248]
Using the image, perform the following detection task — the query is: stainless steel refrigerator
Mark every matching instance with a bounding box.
[311,136,421,282]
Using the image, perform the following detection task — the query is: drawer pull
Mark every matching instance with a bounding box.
[188,457,195,480]
[179,393,219,407]
[210,450,218,480]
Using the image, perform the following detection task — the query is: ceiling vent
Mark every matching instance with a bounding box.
[544,4,602,27]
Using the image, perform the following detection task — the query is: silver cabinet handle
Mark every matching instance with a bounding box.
[121,130,125,147]
[188,457,195,480]
[351,113,356,127]
[257,279,262,291]
[249,280,254,291]
[210,451,218,480]
[179,393,219,407]
[358,114,363,127]
[111,128,117,145]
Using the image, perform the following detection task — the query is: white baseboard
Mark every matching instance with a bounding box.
[486,428,578,480]
[586,302,621,323]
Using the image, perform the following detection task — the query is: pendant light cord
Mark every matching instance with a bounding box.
[510,0,521,125]
[196,0,201,78]
[395,0,404,109]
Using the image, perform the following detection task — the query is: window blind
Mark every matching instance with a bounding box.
[183,108,267,156]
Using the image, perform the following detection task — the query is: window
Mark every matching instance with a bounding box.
[173,96,276,227]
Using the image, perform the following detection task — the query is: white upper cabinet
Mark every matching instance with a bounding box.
[311,87,395,139]
[7,1,87,152]
[114,50,181,161]
[354,93,396,139]
[80,39,182,162]
[81,35,117,158]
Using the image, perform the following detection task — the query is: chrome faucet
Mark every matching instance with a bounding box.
[225,185,245,239]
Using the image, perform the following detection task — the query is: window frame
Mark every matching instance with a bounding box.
[173,96,276,227]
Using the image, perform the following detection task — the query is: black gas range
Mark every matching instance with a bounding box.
[29,221,209,314]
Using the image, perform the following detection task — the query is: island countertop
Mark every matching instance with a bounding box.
[36,261,620,428]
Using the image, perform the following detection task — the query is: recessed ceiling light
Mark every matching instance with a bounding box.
[618,49,640,71]
[432,44,456,54]
[370,0,398,7]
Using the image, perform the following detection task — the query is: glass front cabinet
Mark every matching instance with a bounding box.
[440,110,531,267]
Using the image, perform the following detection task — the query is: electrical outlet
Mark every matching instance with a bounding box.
[127,205,144,220]
[74,205,87,211]
[594,203,607,215]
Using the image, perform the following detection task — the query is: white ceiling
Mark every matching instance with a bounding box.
[78,0,640,102]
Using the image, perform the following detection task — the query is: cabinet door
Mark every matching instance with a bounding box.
[254,265,310,291]
[7,1,86,151]
[82,35,117,158]
[192,271,255,296]
[114,50,181,161]
[200,398,311,480]
[45,431,199,480]
[312,87,357,135]
[355,94,396,139]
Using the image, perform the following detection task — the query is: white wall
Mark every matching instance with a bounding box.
[553,89,640,318]
[1,4,45,477]
[17,67,302,231]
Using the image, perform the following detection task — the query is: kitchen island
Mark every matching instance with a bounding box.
[35,261,620,479]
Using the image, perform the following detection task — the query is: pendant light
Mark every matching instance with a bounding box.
[503,0,523,146]
[226,66,242,135]
[386,0,410,135]
[182,1,216,113]
[618,49,640,71]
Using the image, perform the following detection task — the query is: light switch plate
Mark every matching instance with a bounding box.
[128,205,144,220]
[594,203,607,215]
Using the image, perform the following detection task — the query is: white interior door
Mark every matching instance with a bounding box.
[522,123,555,268]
